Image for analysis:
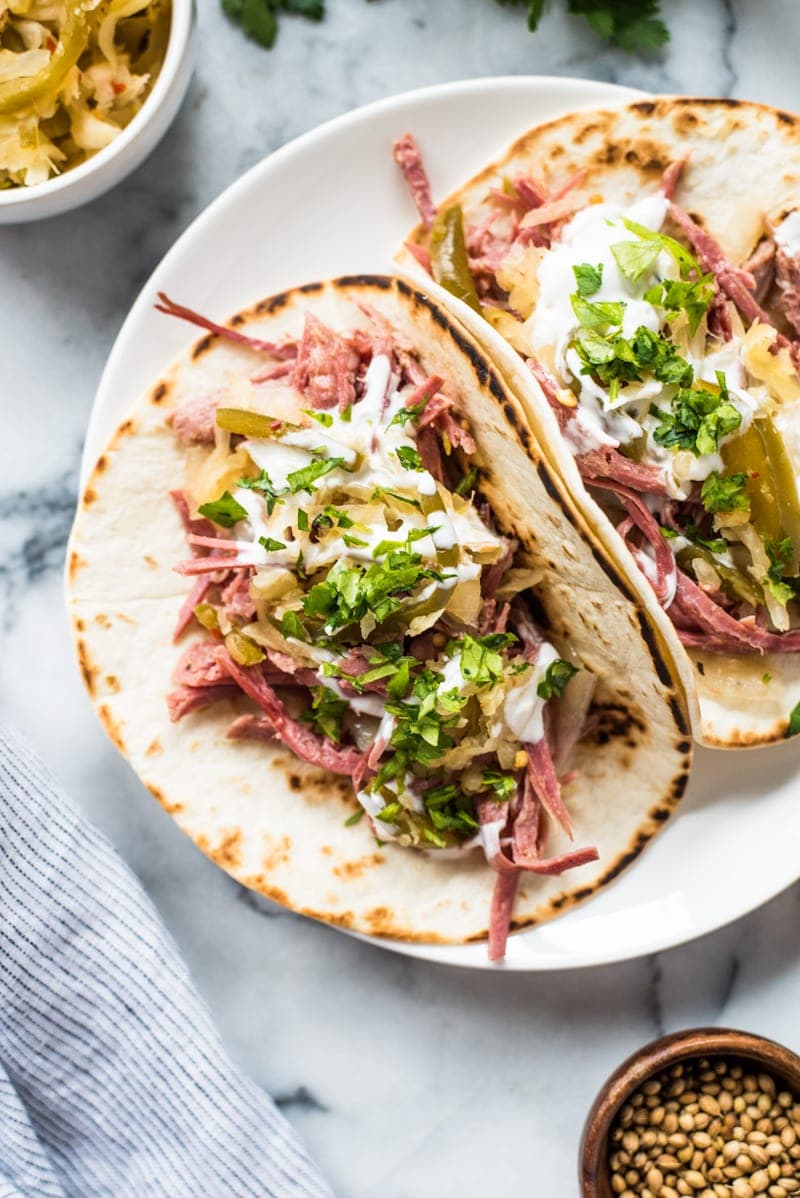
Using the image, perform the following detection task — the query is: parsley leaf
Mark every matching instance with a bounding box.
[700,472,750,515]
[222,0,322,48]
[572,262,603,296]
[573,323,693,401]
[302,552,448,633]
[259,535,287,552]
[537,659,578,700]
[198,491,248,528]
[303,408,334,427]
[620,218,699,278]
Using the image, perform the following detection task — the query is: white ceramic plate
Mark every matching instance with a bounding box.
[79,76,800,970]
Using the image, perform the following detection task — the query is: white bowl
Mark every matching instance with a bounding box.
[0,0,195,223]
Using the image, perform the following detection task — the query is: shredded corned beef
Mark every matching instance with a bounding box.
[292,312,358,412]
[173,577,212,643]
[671,570,800,653]
[392,132,437,230]
[169,395,219,445]
[167,683,239,721]
[589,479,677,608]
[706,291,734,342]
[525,357,573,431]
[487,872,520,962]
[577,446,672,498]
[667,204,787,341]
[775,247,800,338]
[523,738,574,840]
[226,715,276,743]
[744,237,777,307]
[216,649,365,775]
[173,640,230,688]
[155,293,295,358]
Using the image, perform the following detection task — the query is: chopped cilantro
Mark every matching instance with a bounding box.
[372,526,435,559]
[259,535,287,551]
[303,408,333,426]
[700,472,750,514]
[395,446,423,471]
[280,610,308,641]
[297,508,309,532]
[239,469,287,515]
[611,238,661,284]
[643,275,715,336]
[619,218,700,278]
[573,323,692,402]
[681,523,727,555]
[389,393,435,429]
[482,770,517,802]
[302,552,449,633]
[370,486,422,511]
[342,532,369,549]
[301,685,348,743]
[765,538,800,606]
[650,385,741,457]
[537,658,578,700]
[344,808,365,826]
[786,699,800,738]
[286,456,345,494]
[572,262,604,296]
[459,633,518,687]
[571,293,625,330]
[198,491,248,528]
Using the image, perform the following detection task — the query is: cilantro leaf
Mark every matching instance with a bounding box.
[785,699,800,739]
[198,491,248,528]
[258,536,287,552]
[700,472,750,515]
[496,1,669,53]
[643,275,715,337]
[239,469,287,515]
[537,658,578,700]
[573,323,693,401]
[651,387,742,457]
[459,633,518,687]
[280,610,308,641]
[482,770,517,802]
[765,538,800,607]
[301,685,348,743]
[571,294,625,330]
[303,408,333,427]
[395,446,423,471]
[455,466,478,497]
[611,238,661,284]
[572,262,603,297]
[287,456,345,494]
[620,218,699,277]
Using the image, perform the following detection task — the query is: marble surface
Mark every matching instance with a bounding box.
[3,2,800,1194]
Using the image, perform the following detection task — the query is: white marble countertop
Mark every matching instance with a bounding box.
[3,2,800,1195]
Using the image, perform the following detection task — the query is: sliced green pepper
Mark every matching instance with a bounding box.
[429,205,481,313]
[216,408,292,439]
[0,3,90,116]
[721,416,800,571]
[676,545,762,607]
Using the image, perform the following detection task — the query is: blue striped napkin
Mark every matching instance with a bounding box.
[0,721,334,1198]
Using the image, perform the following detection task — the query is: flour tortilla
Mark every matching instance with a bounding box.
[401,97,800,747]
[67,275,691,946]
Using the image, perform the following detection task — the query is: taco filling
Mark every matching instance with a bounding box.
[396,137,800,659]
[158,294,600,960]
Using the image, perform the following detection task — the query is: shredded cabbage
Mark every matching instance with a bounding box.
[0,0,170,189]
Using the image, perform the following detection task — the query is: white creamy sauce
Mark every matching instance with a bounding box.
[502,642,560,745]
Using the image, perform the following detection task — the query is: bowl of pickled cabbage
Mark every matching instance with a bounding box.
[0,0,194,220]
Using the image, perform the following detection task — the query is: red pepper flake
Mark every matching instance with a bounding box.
[112,81,126,95]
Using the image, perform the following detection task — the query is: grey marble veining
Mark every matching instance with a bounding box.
[3,1,800,1194]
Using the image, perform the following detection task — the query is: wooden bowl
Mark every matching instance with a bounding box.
[579,1027,800,1197]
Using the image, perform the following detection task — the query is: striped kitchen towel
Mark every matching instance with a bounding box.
[0,721,334,1198]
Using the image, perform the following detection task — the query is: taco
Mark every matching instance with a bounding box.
[396,100,800,747]
[67,275,691,960]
